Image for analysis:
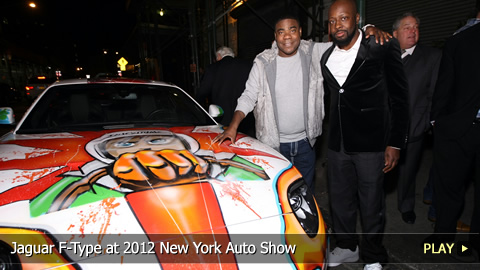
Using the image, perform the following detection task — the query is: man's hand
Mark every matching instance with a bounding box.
[383,146,400,173]
[213,126,238,145]
[365,26,392,45]
[213,110,245,145]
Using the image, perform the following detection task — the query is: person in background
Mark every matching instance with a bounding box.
[423,0,480,230]
[321,1,408,269]
[454,0,480,35]
[392,12,441,225]
[213,13,390,193]
[425,0,480,260]
[196,46,255,136]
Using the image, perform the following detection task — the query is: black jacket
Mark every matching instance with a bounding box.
[402,44,441,141]
[196,56,252,126]
[431,23,480,140]
[321,33,409,152]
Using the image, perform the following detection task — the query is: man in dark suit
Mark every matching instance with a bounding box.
[428,9,480,258]
[321,1,408,269]
[196,46,254,136]
[392,12,441,225]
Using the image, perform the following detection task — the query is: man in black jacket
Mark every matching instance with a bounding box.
[321,1,409,269]
[392,12,441,225]
[427,6,480,258]
[196,46,254,136]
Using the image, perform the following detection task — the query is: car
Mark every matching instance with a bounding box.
[0,78,327,269]
[25,76,57,101]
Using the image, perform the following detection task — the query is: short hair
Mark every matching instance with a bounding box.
[216,46,235,58]
[274,14,301,29]
[392,12,420,32]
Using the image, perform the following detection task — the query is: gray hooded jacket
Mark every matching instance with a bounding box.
[236,39,331,150]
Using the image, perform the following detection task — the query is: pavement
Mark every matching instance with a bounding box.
[313,123,478,269]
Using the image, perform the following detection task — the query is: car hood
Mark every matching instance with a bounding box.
[0,126,296,232]
[0,126,328,268]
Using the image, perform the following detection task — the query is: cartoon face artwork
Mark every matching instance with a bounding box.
[101,133,188,159]
[46,130,268,214]
[96,132,209,188]
[88,130,201,163]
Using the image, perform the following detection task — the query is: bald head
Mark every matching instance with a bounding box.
[328,0,360,49]
[331,0,358,15]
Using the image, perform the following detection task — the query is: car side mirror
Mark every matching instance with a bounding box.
[208,104,224,118]
[0,107,15,125]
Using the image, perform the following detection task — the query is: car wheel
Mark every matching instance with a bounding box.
[0,241,21,270]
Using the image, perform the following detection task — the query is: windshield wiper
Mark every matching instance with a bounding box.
[103,123,135,129]
[102,121,177,129]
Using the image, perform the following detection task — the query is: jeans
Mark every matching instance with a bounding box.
[279,138,316,192]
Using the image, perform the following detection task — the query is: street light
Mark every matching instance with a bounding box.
[28,2,36,8]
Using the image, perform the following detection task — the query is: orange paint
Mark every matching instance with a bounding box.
[111,184,122,190]
[0,228,75,269]
[276,167,327,270]
[97,197,121,244]
[126,183,238,268]
[127,183,226,234]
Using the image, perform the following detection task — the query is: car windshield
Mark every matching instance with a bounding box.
[16,83,216,134]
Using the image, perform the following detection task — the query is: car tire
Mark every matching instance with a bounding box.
[0,241,21,270]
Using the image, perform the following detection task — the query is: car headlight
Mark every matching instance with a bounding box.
[288,180,319,238]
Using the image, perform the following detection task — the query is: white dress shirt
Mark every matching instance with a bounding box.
[402,45,416,58]
[326,29,363,86]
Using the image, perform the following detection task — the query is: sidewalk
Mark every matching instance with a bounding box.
[313,132,477,270]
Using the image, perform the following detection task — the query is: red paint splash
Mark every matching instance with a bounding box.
[236,141,252,147]
[251,157,273,169]
[219,182,261,219]
[16,168,55,185]
[74,197,120,244]
[24,149,58,159]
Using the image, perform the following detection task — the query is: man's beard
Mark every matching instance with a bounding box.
[332,29,356,48]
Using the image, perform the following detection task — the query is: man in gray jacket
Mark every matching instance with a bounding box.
[214,14,386,191]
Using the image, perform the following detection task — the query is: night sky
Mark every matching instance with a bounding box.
[1,0,136,76]
[46,0,135,52]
